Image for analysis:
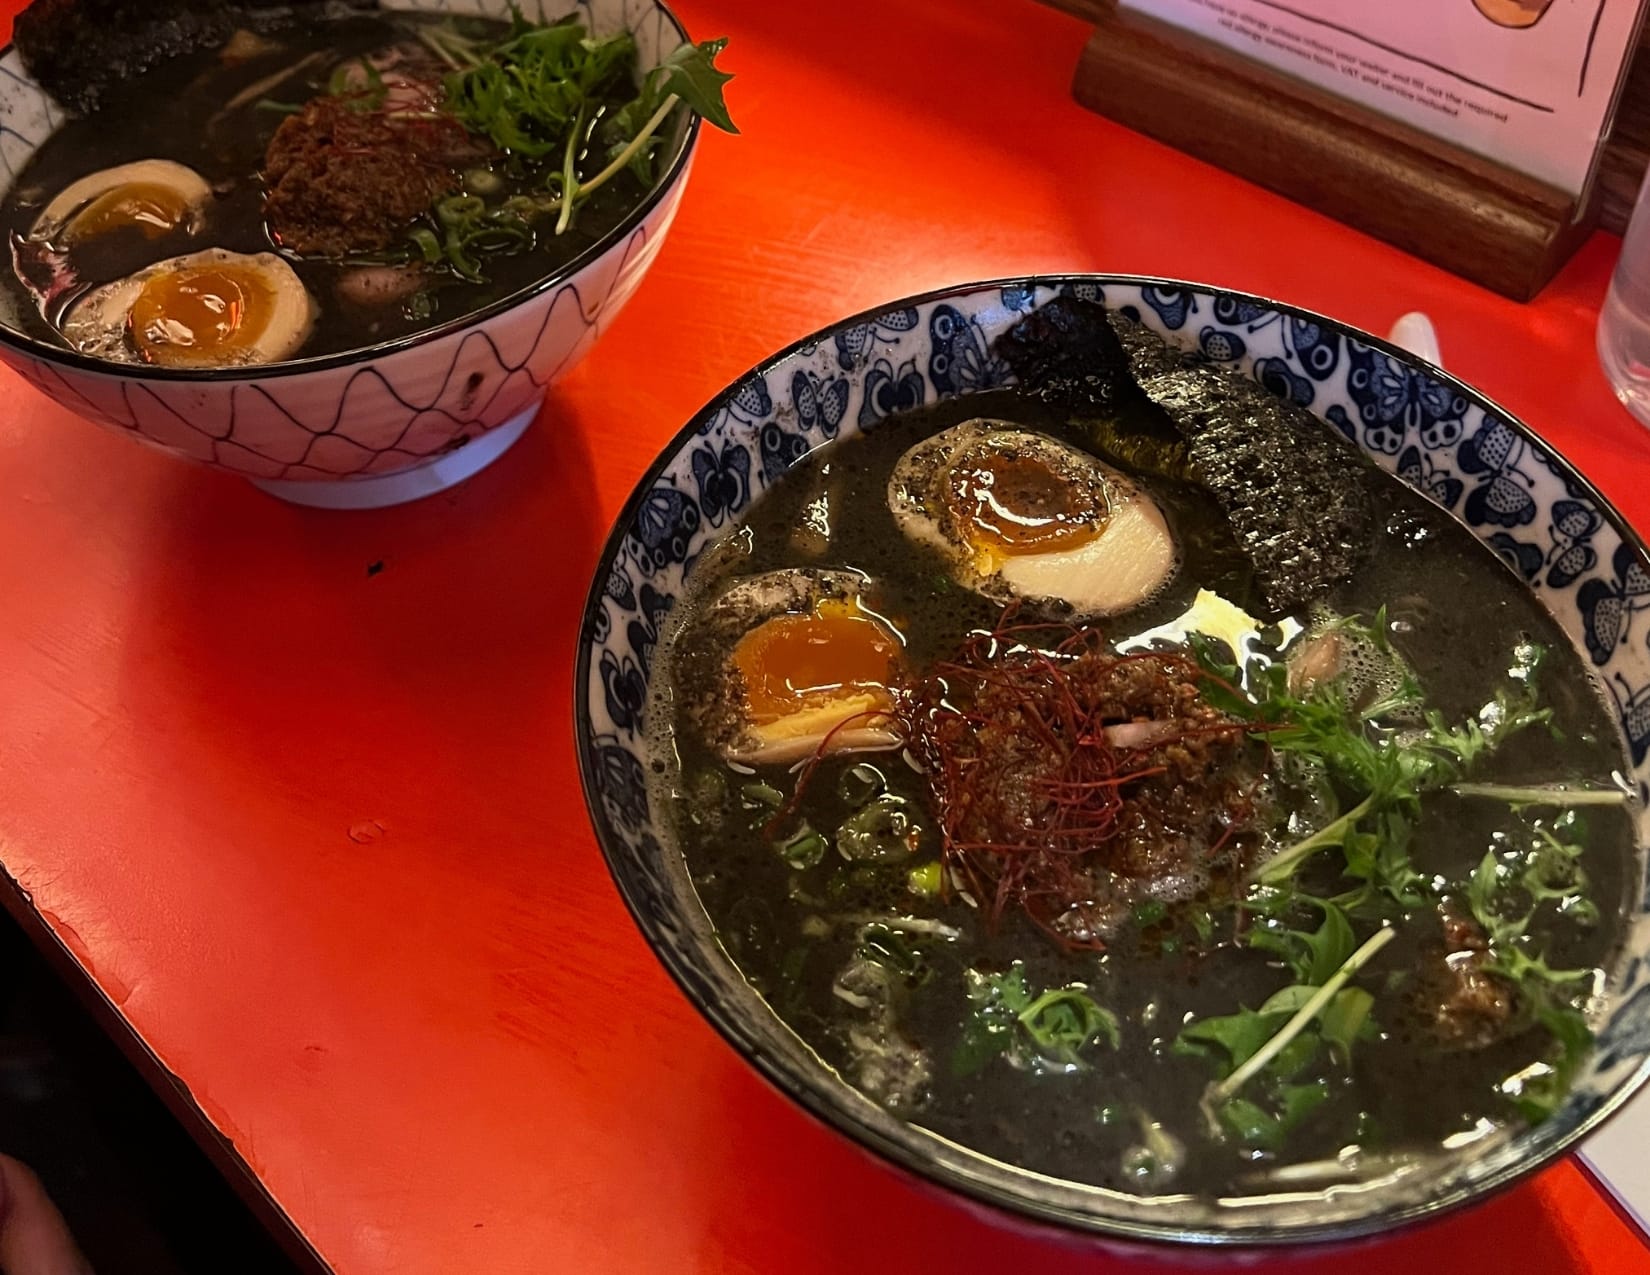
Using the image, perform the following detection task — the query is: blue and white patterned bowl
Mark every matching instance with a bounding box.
[575,276,1650,1245]
[0,0,699,508]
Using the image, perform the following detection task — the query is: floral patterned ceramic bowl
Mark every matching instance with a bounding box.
[0,0,699,509]
[576,275,1650,1246]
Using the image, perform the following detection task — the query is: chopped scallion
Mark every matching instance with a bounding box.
[740,781,784,809]
[779,824,827,870]
[906,861,943,897]
[836,762,886,808]
[838,794,920,863]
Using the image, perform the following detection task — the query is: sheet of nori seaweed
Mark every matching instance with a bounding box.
[998,297,1192,484]
[992,295,1374,616]
[1106,311,1374,615]
[15,0,344,115]
[994,295,1141,416]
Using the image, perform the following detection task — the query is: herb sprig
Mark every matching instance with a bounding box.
[1191,627,1555,913]
[955,964,1120,1076]
[1188,616,1623,1141]
[1180,618,1616,1141]
[409,13,736,277]
[1466,811,1600,1120]
[1175,927,1388,1148]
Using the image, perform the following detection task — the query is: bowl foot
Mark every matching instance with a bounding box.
[246,403,538,510]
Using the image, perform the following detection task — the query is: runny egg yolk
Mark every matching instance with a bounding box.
[128,265,275,368]
[942,450,1110,569]
[731,599,900,726]
[66,182,193,242]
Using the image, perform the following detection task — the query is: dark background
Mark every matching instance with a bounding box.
[1,910,297,1274]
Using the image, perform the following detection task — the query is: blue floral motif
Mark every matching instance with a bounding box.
[1058,282,1105,304]
[1458,418,1537,529]
[1607,672,1650,767]
[628,484,701,572]
[1551,498,1602,542]
[590,601,611,643]
[759,421,809,485]
[600,648,647,735]
[593,741,649,830]
[1398,444,1463,510]
[624,831,681,934]
[604,563,637,610]
[729,374,772,421]
[689,439,751,527]
[1545,499,1602,589]
[792,369,849,437]
[833,308,920,371]
[1557,464,1592,502]
[1346,341,1467,455]
[1198,326,1246,362]
[1142,287,1194,330]
[928,304,1010,397]
[1489,532,1544,582]
[1582,585,1627,668]
[1579,542,1650,666]
[833,328,871,373]
[1212,294,1269,325]
[1255,356,1313,407]
[1460,414,1516,467]
[626,582,674,676]
[1288,317,1340,381]
[1417,411,1466,451]
[1000,285,1036,313]
[1326,404,1357,443]
[860,356,924,427]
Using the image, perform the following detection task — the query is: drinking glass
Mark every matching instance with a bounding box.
[1598,164,1650,427]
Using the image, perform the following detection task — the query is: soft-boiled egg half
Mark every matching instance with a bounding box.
[61,248,316,369]
[699,569,905,766]
[888,419,1176,617]
[31,160,211,246]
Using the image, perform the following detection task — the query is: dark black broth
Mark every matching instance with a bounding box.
[652,388,1635,1199]
[0,11,652,359]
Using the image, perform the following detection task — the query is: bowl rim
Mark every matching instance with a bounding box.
[0,0,702,383]
[573,272,1650,1247]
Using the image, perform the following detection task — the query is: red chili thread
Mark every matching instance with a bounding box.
[901,611,1260,947]
[756,608,1267,947]
[762,707,903,841]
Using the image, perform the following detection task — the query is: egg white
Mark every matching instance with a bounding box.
[31,159,211,243]
[697,568,905,767]
[887,419,1177,617]
[60,248,317,368]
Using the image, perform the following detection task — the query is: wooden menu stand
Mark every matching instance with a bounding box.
[1071,6,1598,300]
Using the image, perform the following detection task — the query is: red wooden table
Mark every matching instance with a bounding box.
[3,1,1650,1271]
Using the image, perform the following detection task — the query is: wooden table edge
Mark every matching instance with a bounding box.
[0,862,332,1275]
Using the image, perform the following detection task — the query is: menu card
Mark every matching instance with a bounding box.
[1117,0,1648,195]
[1581,1088,1650,1240]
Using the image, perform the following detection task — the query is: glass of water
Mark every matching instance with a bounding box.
[1598,166,1650,427]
